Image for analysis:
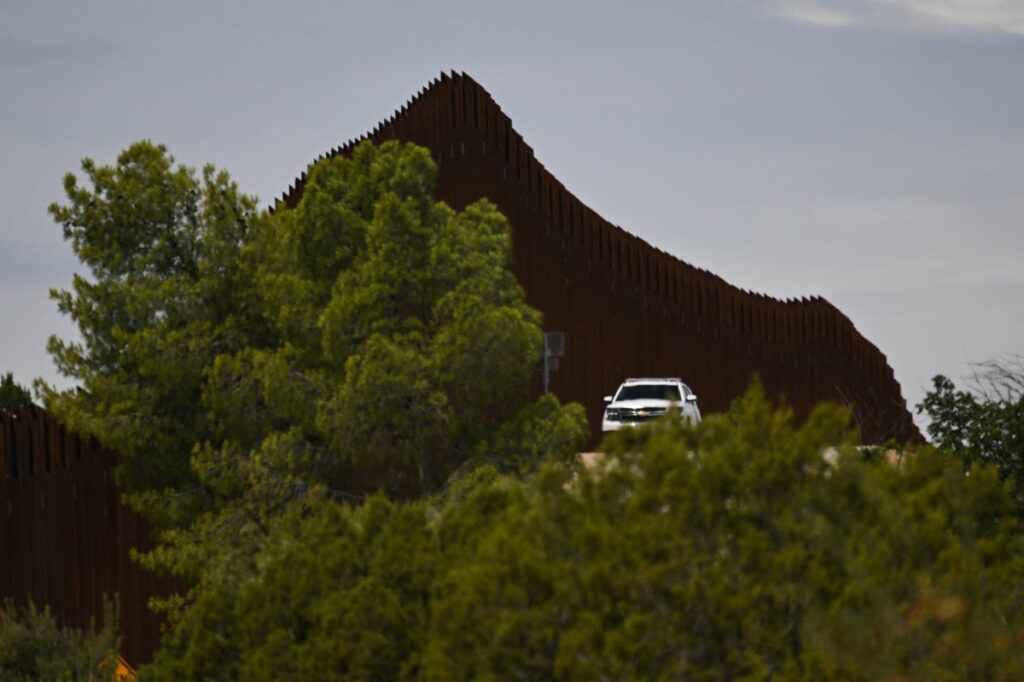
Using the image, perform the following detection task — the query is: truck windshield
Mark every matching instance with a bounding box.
[616,384,681,401]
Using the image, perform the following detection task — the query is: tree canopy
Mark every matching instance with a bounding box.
[140,385,1024,681]
[45,140,586,586]
[919,359,1024,503]
[0,372,32,413]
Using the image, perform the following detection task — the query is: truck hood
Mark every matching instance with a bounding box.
[606,399,677,410]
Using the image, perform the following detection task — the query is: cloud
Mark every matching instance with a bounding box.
[880,0,1024,34]
[765,0,1024,35]
[770,1,861,28]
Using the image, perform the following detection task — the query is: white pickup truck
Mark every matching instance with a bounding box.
[601,378,701,432]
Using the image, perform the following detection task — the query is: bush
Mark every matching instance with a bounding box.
[0,599,119,681]
[0,372,32,413]
[143,385,1024,680]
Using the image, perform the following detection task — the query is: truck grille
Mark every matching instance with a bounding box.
[614,407,668,423]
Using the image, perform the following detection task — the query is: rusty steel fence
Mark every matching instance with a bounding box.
[0,72,919,668]
[278,71,920,444]
[0,407,167,665]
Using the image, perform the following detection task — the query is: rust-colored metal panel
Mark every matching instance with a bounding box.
[0,408,170,666]
[273,72,919,443]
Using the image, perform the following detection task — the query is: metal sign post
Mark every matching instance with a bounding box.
[540,331,565,394]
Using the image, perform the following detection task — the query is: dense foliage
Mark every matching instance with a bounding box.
[0,600,119,681]
[140,386,1024,681]
[0,372,32,413]
[45,139,586,599]
[47,139,1024,680]
[920,362,1024,500]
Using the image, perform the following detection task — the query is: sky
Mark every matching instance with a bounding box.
[2,0,1022,431]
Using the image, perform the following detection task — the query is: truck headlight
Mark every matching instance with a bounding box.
[605,408,630,421]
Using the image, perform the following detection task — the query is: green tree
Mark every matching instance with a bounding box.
[142,493,438,681]
[0,599,119,681]
[919,359,1024,499]
[0,372,32,413]
[45,139,586,587]
[141,386,1024,681]
[44,140,258,526]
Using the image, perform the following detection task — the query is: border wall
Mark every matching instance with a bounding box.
[0,406,167,665]
[0,72,919,669]
[278,72,920,443]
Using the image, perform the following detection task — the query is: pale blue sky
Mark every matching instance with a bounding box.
[2,0,1023,429]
